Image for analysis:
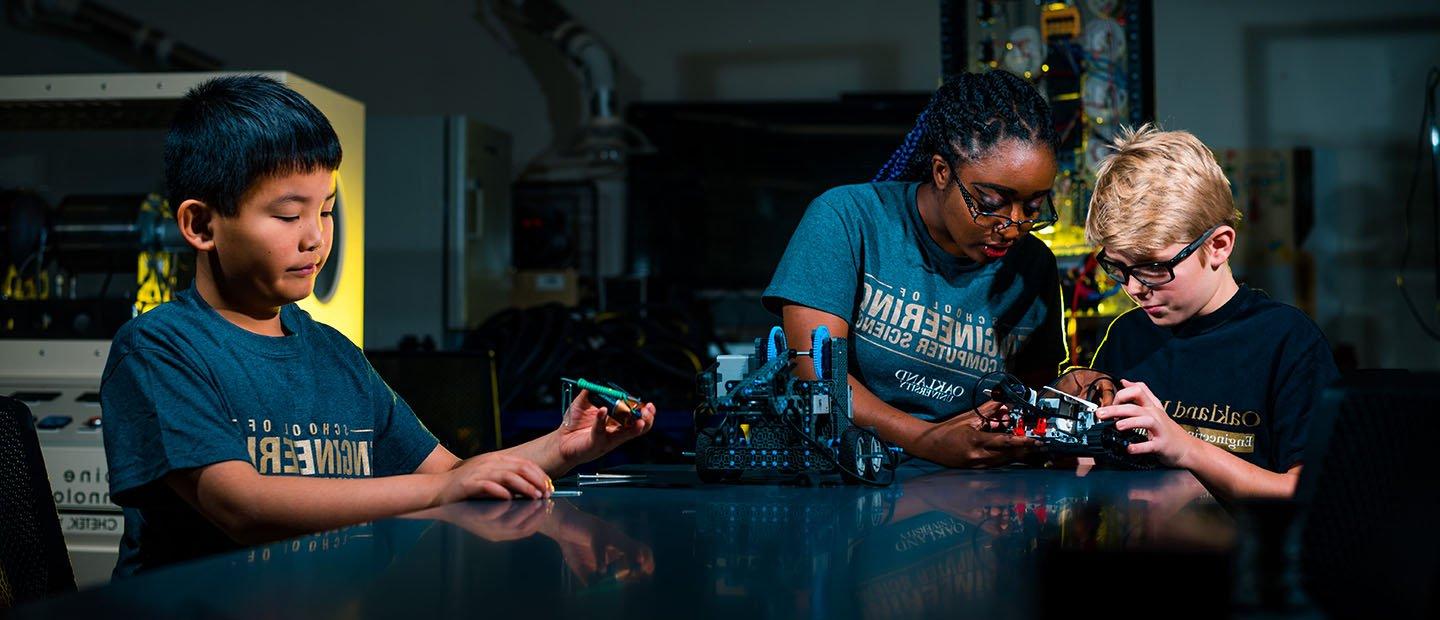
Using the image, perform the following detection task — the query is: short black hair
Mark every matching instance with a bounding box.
[164,75,342,216]
[874,71,1057,182]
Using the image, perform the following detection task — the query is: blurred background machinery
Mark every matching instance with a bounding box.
[955,0,1157,364]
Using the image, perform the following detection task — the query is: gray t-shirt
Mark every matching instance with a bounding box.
[763,182,1066,420]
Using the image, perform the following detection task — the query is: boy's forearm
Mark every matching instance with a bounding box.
[189,463,448,545]
[1177,440,1300,501]
[494,431,573,478]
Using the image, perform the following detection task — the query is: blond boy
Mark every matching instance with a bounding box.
[1084,125,1338,500]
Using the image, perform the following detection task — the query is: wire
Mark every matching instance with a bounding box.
[1398,67,1440,342]
[772,402,897,487]
[1069,277,1083,364]
[964,367,1120,434]
[965,369,1031,426]
[1055,367,1120,405]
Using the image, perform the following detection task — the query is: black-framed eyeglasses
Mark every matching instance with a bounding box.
[955,180,1057,233]
[1095,224,1221,288]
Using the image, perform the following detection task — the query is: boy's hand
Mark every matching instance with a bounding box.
[555,389,656,467]
[408,500,550,542]
[1095,380,1201,468]
[442,452,554,502]
[546,500,655,586]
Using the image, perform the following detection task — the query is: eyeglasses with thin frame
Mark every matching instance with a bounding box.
[955,180,1058,233]
[1095,224,1221,288]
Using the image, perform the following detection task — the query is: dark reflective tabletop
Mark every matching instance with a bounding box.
[19,464,1237,619]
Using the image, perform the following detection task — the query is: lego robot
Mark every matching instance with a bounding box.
[980,372,1157,470]
[694,326,894,485]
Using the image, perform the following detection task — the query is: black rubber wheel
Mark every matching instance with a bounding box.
[1086,420,1159,470]
[839,426,885,484]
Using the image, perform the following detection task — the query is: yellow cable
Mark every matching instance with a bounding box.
[679,347,703,373]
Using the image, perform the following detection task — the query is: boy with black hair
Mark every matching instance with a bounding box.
[101,75,655,577]
[1083,125,1338,500]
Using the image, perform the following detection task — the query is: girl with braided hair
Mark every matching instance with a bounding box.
[763,71,1067,468]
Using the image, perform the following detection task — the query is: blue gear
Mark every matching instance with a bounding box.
[766,326,787,362]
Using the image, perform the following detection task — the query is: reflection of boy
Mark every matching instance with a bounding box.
[412,499,655,588]
[102,76,655,577]
[1084,125,1338,500]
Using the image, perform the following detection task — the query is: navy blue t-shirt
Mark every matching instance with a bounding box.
[764,182,1066,420]
[1090,285,1339,472]
[101,287,438,577]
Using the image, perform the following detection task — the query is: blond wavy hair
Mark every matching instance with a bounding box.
[1085,124,1241,256]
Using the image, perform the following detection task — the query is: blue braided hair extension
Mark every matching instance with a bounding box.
[872,108,929,182]
[871,71,1057,184]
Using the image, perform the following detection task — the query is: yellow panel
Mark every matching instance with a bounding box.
[287,74,365,348]
[297,169,364,348]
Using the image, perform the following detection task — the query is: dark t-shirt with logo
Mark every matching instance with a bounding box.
[763,182,1066,420]
[101,287,438,577]
[1090,285,1338,472]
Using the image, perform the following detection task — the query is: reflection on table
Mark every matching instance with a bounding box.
[18,464,1237,619]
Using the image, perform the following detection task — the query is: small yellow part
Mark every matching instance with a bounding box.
[135,251,177,315]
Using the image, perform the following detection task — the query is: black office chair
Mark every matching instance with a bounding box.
[0,395,76,609]
[1294,370,1440,617]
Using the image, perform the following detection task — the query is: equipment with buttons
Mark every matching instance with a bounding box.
[1,340,121,587]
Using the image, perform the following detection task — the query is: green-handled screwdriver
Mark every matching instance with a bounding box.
[561,378,646,421]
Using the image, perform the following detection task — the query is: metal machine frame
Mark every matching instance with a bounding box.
[694,326,893,485]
